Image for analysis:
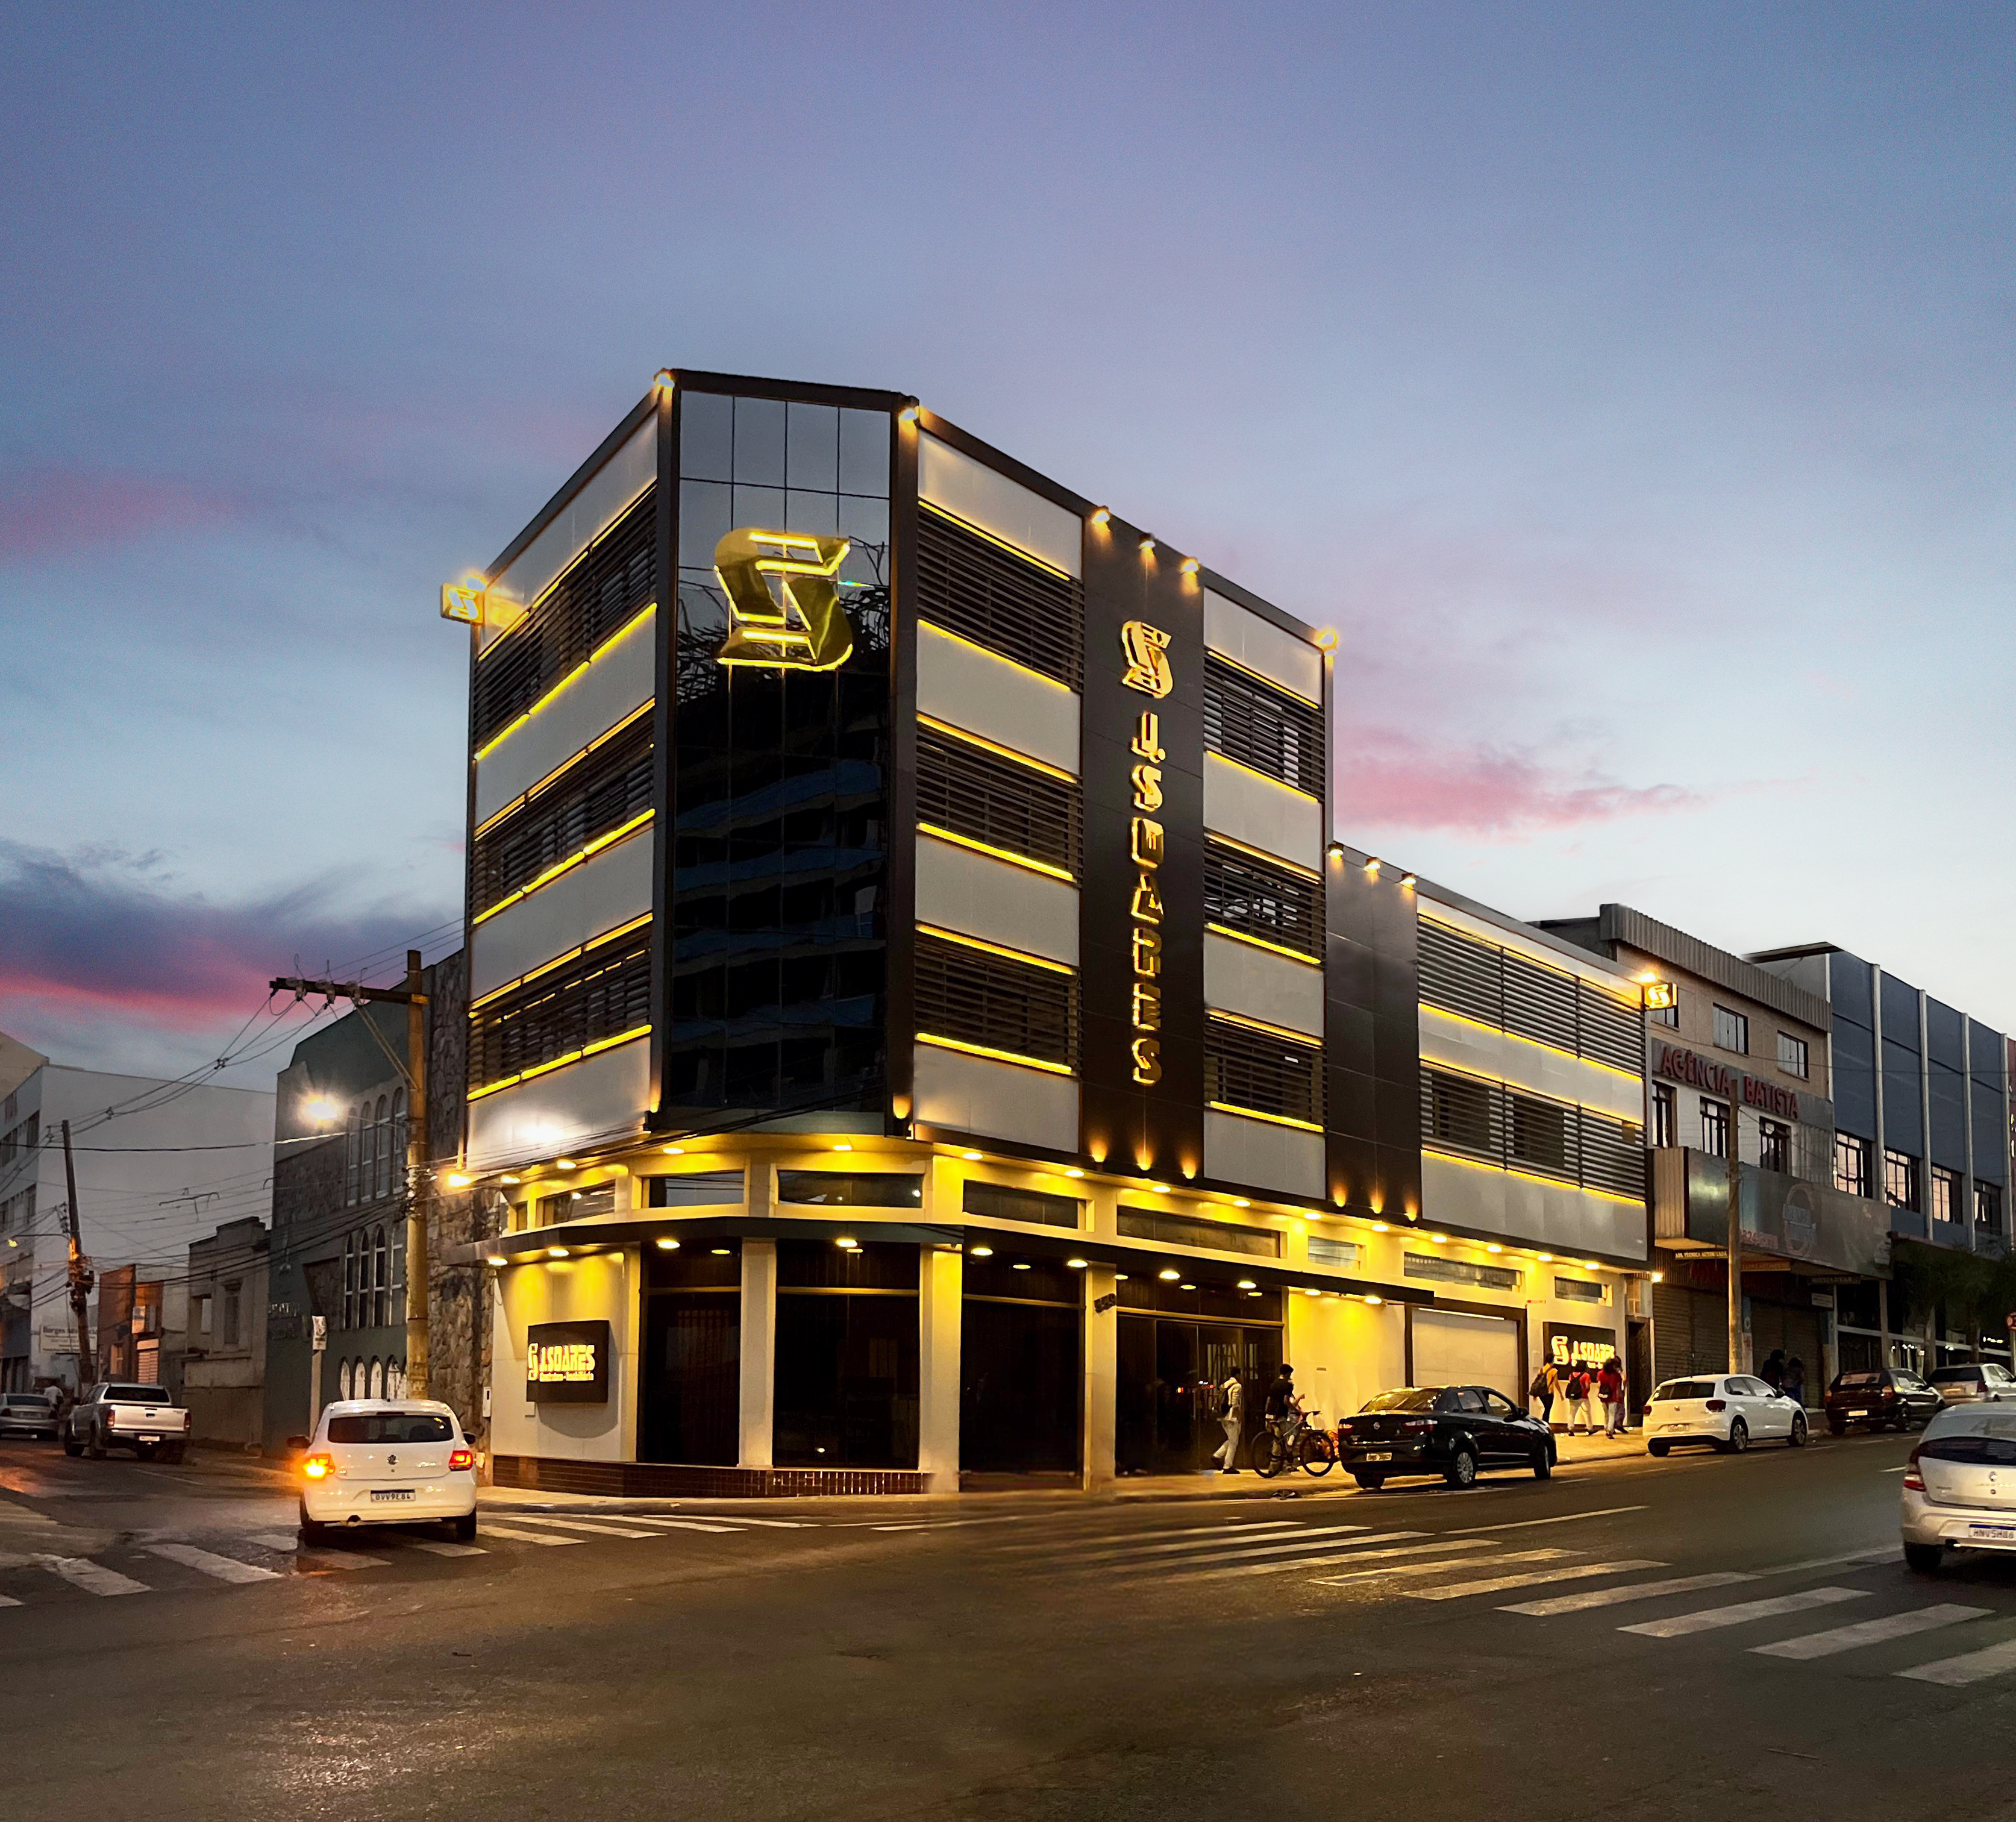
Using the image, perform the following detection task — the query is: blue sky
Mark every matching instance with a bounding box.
[2,2,2011,1077]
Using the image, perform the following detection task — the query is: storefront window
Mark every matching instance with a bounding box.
[773,1241,918,1469]
[642,1244,740,1467]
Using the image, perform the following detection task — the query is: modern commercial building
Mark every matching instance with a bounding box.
[1751,944,2011,1376]
[449,370,1647,1494]
[1542,906,1886,1395]
[0,1062,272,1394]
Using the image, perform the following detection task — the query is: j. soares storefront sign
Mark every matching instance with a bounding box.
[525,1321,612,1404]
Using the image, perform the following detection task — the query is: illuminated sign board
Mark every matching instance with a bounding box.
[1652,1042,1801,1123]
[713,528,854,670]
[525,1320,611,1404]
[1121,619,1173,1086]
[439,577,485,624]
[1545,1322,1618,1371]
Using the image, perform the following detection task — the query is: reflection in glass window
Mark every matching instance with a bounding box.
[1777,1032,1809,1078]
[1699,1098,1729,1159]
[1835,1133,1871,1198]
[1884,1150,1921,1212]
[1758,1118,1790,1174]
[1713,1006,1749,1054]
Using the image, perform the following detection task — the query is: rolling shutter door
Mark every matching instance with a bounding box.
[1410,1309,1522,1402]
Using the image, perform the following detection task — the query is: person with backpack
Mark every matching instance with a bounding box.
[1597,1354,1627,1436]
[1565,1363,1595,1435]
[1212,1368,1246,1474]
[1529,1362,1555,1427]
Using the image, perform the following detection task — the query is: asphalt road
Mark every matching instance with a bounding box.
[4,1429,2012,1821]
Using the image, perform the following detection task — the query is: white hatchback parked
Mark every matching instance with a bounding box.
[299,1399,477,1544]
[1902,1406,2016,1572]
[1644,1374,1808,1456]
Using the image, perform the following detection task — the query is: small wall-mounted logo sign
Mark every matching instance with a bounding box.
[715,528,854,670]
[1120,619,1173,698]
[440,577,486,624]
[525,1320,611,1404]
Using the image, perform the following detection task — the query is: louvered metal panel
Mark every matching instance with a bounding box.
[1503,951,1578,1053]
[1577,983,1645,1073]
[1203,655,1324,795]
[1204,845,1320,956]
[473,717,653,915]
[1204,1017,1323,1124]
[1579,1110,1649,1199]
[915,932,1076,1068]
[916,506,1082,688]
[916,725,1080,874]
[470,931,651,1091]
[1417,918,1503,1025]
[1421,1066,1500,1159]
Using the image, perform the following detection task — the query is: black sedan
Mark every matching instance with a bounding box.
[1824,1367,1943,1435]
[1336,1385,1556,1489]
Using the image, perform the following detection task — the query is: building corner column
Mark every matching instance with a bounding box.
[918,1245,962,1492]
[738,1239,777,1471]
[1083,1264,1118,1491]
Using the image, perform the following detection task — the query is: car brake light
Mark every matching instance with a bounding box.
[1902,1442,1925,1492]
[1705,1398,1727,1412]
[302,1452,334,1480]
[448,1447,474,1472]
[1880,1386,1897,1401]
[1401,1418,1433,1432]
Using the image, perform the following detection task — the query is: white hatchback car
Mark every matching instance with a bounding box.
[1902,1405,2016,1573]
[299,1398,477,1544]
[1644,1373,1809,1455]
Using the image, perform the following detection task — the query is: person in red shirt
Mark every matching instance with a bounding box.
[1597,1356,1627,1437]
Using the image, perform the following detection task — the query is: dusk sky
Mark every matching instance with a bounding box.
[2,4,2011,1083]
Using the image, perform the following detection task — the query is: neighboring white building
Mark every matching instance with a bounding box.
[0,1060,274,1393]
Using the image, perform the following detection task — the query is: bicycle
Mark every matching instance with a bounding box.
[1250,1404,1337,1479]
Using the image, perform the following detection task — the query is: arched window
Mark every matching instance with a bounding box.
[377,1094,393,1200]
[390,1088,407,1199]
[342,1232,357,1330]
[337,1359,354,1399]
[386,1360,405,1400]
[372,1224,389,1327]
[366,1358,383,1399]
[345,1106,362,1206]
[390,1215,405,1303]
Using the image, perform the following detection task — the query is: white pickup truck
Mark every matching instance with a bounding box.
[62,1382,191,1463]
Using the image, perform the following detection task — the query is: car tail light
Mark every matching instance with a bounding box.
[1401,1418,1433,1432]
[302,1452,334,1480]
[1705,1398,1727,1412]
[1880,1386,1897,1401]
[1902,1441,1926,1492]
[448,1448,474,1472]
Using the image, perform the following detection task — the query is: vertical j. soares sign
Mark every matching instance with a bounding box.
[1120,619,1174,1086]
[525,1320,612,1404]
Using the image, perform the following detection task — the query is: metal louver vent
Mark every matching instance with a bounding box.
[915,726,1080,875]
[1418,919,1503,1026]
[473,716,653,915]
[1503,952,1578,1053]
[1204,1018,1323,1126]
[915,933,1076,1069]
[1576,985,1644,1072]
[916,506,1083,689]
[1204,845,1321,956]
[470,930,651,1092]
[1203,656,1324,795]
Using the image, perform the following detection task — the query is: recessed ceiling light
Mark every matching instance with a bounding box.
[1237,1279,1257,1291]
[961,1150,982,1162]
[833,1142,853,1153]
[546,1247,568,1259]
[1012,1262,1032,1271]
[971,1245,994,1258]
[663,1145,685,1156]
[1158,1268,1181,1281]
[1065,1167,1086,1179]
[656,1238,680,1251]
[1232,1198,1251,1208]
[1066,1258,1089,1269]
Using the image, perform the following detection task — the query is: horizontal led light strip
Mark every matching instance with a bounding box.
[1207,1100,1324,1135]
[918,499,1074,581]
[474,603,654,763]
[468,912,654,1014]
[471,810,653,928]
[916,712,1077,783]
[1207,1007,1322,1046]
[917,922,1074,975]
[1420,1001,1644,1086]
[1206,747,1323,807]
[917,619,1078,697]
[472,700,654,841]
[1206,830,1322,883]
[1205,643,1322,707]
[915,1033,1074,1078]
[467,1024,652,1103]
[1421,1142,1647,1209]
[916,822,1077,884]
[1205,921,1321,968]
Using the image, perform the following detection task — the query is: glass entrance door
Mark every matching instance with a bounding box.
[1117,1316,1281,1474]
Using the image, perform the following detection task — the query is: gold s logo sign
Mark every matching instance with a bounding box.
[1120,620,1173,698]
[715,528,854,671]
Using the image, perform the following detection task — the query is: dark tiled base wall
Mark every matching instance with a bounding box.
[490,1454,930,1498]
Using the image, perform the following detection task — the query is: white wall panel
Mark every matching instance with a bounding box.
[1202,1108,1325,1200]
[1202,753,1323,870]
[916,835,1078,965]
[484,417,656,651]
[1418,1006,1644,1122]
[918,433,1082,577]
[1418,1153,1647,1260]
[467,1036,651,1172]
[1203,933,1323,1038]
[917,623,1080,775]
[470,833,654,1001]
[489,1251,636,1460]
[474,607,654,824]
[913,1043,1079,1152]
[1203,591,1323,704]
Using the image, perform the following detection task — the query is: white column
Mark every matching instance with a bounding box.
[918,1246,962,1491]
[738,1239,777,1470]
[1083,1265,1118,1490]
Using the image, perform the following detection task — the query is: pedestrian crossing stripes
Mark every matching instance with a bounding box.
[1750,1603,1988,1660]
[1503,1571,1756,1615]
[1896,1635,2016,1686]
[41,1555,147,1596]
[478,1523,584,1546]
[145,1542,281,1585]
[1406,1559,1667,1601]
[1620,1586,1869,1638]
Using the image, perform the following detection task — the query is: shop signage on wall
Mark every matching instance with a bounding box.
[1121,620,1173,1086]
[1652,1042,1801,1122]
[713,528,854,670]
[1545,1323,1618,1370]
[525,1320,612,1404]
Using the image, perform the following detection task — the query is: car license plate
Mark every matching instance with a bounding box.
[1847,1410,1868,1418]
[1968,1524,2016,1542]
[1363,1451,1392,1462]
[370,1488,416,1503]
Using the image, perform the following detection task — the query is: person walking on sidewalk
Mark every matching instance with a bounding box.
[1760,1348,1786,1393]
[1597,1355,1627,1437]
[1529,1362,1556,1427]
[1565,1363,1595,1435]
[1783,1354,1808,1409]
[1542,1359,1565,1432]
[1213,1369,1246,1474]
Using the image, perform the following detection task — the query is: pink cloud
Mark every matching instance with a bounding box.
[0,469,242,562]
[1337,730,1701,837]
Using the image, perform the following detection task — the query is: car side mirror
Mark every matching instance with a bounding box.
[284,1435,310,1453]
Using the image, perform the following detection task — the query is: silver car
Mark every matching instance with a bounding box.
[1902,1405,2016,1571]
[1926,1363,2016,1405]
[0,1391,58,1440]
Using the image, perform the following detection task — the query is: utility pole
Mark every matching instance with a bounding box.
[59,1119,95,1384]
[272,952,431,1397]
[1726,1100,1745,1376]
